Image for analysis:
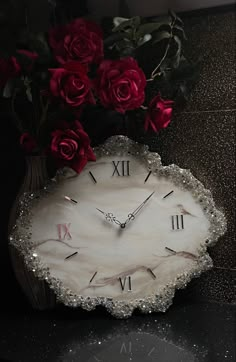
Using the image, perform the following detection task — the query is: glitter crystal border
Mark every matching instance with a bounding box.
[9,135,227,318]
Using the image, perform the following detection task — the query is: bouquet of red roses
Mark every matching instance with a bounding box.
[0,12,195,174]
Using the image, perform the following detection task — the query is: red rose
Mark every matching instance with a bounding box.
[0,57,20,88]
[17,50,38,73]
[49,18,104,66]
[0,51,38,88]
[20,133,37,153]
[96,57,146,113]
[144,94,174,133]
[49,61,95,107]
[50,121,96,173]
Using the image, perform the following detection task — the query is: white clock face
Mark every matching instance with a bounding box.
[10,136,226,318]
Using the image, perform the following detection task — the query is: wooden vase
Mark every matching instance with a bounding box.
[8,156,56,310]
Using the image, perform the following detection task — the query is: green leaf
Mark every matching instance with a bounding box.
[119,46,135,56]
[168,9,184,25]
[131,16,141,28]
[112,16,141,32]
[113,17,129,28]
[173,25,187,40]
[23,76,33,103]
[26,87,33,103]
[104,32,132,46]
[172,35,182,68]
[2,80,14,98]
[136,21,171,38]
[179,83,188,97]
[153,31,171,44]
[115,39,133,50]
[28,32,51,62]
[174,35,182,51]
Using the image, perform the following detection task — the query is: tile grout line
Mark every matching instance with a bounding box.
[213,266,236,271]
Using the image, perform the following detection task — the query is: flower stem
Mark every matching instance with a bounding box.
[151,42,170,79]
[149,18,176,80]
[146,71,163,82]
[39,99,50,128]
[11,91,24,132]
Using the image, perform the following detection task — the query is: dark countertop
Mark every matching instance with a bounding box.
[0,301,235,362]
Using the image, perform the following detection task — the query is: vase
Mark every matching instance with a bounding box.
[8,156,56,310]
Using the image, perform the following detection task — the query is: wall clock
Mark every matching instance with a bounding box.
[9,136,226,318]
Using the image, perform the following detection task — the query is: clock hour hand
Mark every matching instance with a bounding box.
[124,191,155,226]
[96,208,122,226]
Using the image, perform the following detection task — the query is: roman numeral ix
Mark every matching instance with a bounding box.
[112,161,130,177]
[57,223,72,240]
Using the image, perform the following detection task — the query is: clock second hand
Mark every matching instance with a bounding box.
[96,208,122,226]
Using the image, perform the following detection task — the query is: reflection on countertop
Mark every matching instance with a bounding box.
[0,302,235,362]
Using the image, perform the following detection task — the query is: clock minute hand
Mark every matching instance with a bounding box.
[96,208,122,226]
[124,191,155,226]
[132,191,155,215]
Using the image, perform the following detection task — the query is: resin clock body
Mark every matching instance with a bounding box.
[10,136,226,318]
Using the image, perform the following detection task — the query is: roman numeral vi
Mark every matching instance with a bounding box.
[119,276,132,291]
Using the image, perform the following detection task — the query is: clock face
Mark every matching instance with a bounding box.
[10,136,226,318]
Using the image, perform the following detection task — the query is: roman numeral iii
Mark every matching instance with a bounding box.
[171,215,184,230]
[112,161,130,176]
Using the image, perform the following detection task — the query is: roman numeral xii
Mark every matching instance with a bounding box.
[112,161,130,176]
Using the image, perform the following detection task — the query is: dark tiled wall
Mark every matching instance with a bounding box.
[139,9,236,304]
